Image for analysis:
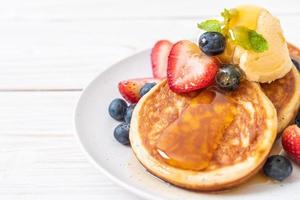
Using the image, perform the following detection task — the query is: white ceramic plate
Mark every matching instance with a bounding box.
[74,49,300,200]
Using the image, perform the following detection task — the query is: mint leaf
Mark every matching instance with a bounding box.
[197,8,237,34]
[221,8,237,24]
[220,8,237,36]
[221,9,231,24]
[249,30,268,52]
[230,26,252,50]
[230,26,268,53]
[197,19,222,32]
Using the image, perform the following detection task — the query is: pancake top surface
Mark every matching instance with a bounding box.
[138,80,268,171]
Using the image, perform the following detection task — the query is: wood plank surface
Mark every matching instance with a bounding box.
[0,92,140,199]
[0,1,299,89]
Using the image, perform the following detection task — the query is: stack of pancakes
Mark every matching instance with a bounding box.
[129,45,300,191]
[261,44,300,133]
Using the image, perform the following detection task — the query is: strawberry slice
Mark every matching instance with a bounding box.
[167,40,219,93]
[118,78,160,103]
[151,40,173,78]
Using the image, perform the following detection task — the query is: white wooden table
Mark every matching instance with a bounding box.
[1,0,300,199]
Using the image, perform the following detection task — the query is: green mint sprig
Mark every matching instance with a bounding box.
[229,26,268,53]
[248,30,268,52]
[197,9,268,53]
[197,20,222,32]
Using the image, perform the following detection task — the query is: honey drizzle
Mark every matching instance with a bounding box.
[156,89,237,171]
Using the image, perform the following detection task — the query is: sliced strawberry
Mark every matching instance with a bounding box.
[167,40,219,93]
[118,78,160,103]
[151,40,173,78]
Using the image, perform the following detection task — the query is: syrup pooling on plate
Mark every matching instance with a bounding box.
[156,89,237,171]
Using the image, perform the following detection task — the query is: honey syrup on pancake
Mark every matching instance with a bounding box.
[156,89,238,171]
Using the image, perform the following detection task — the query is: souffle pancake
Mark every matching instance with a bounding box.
[130,80,277,191]
[261,44,300,134]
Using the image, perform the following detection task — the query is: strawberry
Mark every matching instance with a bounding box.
[167,40,219,93]
[151,40,173,78]
[282,125,300,164]
[118,78,160,103]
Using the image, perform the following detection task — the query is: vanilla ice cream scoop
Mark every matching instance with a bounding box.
[225,5,293,83]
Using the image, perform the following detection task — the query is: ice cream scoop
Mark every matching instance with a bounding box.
[221,5,293,83]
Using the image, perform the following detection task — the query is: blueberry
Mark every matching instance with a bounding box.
[198,32,226,56]
[263,155,293,181]
[140,83,156,97]
[292,58,300,72]
[295,111,300,128]
[216,64,242,91]
[108,98,127,121]
[124,104,136,123]
[114,123,130,145]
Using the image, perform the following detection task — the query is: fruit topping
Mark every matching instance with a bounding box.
[292,58,300,72]
[108,98,127,121]
[114,123,130,145]
[167,40,219,93]
[118,78,160,103]
[282,125,300,164]
[151,40,173,78]
[140,83,157,97]
[263,155,293,181]
[124,104,136,123]
[198,32,226,56]
[215,64,243,91]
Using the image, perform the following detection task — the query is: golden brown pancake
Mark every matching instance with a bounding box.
[261,44,300,134]
[130,80,277,191]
